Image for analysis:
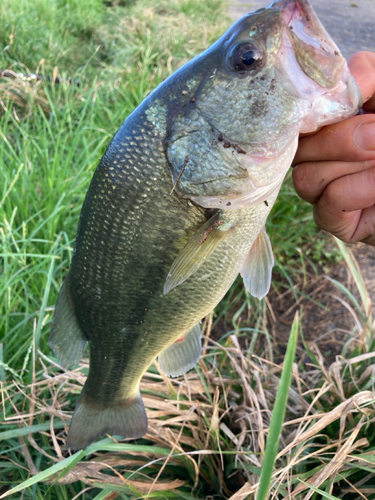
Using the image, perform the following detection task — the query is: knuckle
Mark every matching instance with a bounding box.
[338,233,353,244]
[292,164,312,199]
[321,180,339,206]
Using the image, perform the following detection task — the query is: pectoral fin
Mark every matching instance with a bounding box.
[164,213,234,294]
[49,273,88,368]
[241,227,274,300]
[158,322,202,377]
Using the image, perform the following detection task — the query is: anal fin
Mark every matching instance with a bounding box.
[240,227,274,300]
[158,322,202,377]
[49,273,87,368]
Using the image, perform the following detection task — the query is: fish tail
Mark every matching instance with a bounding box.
[66,388,148,450]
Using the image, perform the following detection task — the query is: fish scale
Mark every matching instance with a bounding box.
[49,0,362,449]
[65,111,266,445]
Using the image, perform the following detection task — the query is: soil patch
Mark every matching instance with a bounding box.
[212,241,374,365]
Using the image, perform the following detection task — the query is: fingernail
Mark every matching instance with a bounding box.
[354,122,375,150]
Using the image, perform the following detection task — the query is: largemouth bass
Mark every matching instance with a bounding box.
[49,0,362,449]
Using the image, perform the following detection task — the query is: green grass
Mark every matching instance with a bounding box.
[257,312,299,500]
[0,0,229,369]
[0,0,328,371]
[1,0,375,499]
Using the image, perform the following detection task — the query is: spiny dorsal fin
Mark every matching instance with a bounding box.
[164,213,235,294]
[240,227,274,300]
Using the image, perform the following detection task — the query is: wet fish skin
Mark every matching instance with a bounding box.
[49,0,361,450]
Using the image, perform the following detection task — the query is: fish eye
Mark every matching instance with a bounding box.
[230,43,262,72]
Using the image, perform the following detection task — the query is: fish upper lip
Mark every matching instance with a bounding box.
[272,0,341,55]
[273,0,320,28]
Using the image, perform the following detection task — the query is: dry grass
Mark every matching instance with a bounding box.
[0,64,57,119]
[1,1,375,496]
[2,253,375,500]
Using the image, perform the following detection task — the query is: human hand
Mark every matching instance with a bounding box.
[293,51,375,246]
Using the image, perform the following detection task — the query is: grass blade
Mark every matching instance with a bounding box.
[0,450,85,498]
[298,479,341,499]
[0,421,65,441]
[256,311,299,500]
[333,237,371,315]
[0,344,5,382]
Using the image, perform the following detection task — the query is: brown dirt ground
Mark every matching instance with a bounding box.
[268,242,374,363]
[212,240,375,365]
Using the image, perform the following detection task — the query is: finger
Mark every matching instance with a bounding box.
[293,158,375,204]
[294,51,375,164]
[293,113,375,165]
[352,206,375,245]
[348,51,375,108]
[363,95,375,112]
[313,166,375,244]
[314,205,375,246]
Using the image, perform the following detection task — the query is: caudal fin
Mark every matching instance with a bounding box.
[66,390,148,450]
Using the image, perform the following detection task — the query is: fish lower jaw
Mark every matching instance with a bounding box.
[299,95,361,134]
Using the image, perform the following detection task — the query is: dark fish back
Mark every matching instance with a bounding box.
[69,108,205,401]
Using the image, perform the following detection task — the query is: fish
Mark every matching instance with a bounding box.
[49,0,362,450]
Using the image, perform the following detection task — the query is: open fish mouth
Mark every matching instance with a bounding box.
[277,0,340,58]
[188,0,363,211]
[249,0,364,141]
[272,0,363,104]
[274,0,362,108]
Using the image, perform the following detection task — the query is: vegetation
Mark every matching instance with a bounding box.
[1,0,375,499]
